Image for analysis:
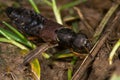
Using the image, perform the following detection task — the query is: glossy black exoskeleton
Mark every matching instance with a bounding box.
[6,7,91,52]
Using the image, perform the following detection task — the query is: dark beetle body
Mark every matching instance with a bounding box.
[6,7,63,43]
[6,7,91,52]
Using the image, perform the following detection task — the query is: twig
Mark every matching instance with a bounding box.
[93,3,119,43]
[74,7,94,35]
[71,9,120,80]
[4,72,17,80]
[23,43,58,64]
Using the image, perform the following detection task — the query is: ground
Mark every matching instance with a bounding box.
[0,0,120,80]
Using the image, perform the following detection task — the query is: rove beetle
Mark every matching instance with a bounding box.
[6,7,91,64]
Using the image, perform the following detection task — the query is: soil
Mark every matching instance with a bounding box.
[0,0,120,80]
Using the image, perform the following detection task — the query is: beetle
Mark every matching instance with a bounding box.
[6,7,91,64]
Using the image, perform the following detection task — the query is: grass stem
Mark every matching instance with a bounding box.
[29,0,40,13]
[52,0,63,24]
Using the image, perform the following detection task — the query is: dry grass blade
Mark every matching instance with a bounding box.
[71,9,120,80]
[93,3,119,43]
[23,43,58,64]
[23,43,49,64]
[74,7,94,35]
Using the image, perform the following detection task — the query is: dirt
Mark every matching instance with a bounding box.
[0,0,120,80]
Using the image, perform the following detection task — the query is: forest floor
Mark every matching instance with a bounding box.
[0,0,120,80]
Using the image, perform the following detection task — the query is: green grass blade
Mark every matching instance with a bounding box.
[59,0,87,10]
[54,49,75,58]
[0,27,35,49]
[68,67,72,80]
[0,37,11,42]
[42,52,51,59]
[30,58,41,80]
[109,39,120,65]
[0,28,12,40]
[43,0,52,6]
[28,0,40,13]
[2,21,25,40]
[52,0,63,24]
[0,38,29,50]
[55,53,75,59]
[110,73,120,80]
[2,21,36,49]
[72,22,79,33]
[68,57,77,80]
[0,27,23,41]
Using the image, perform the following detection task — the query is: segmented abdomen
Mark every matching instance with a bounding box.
[6,7,45,36]
[6,7,63,43]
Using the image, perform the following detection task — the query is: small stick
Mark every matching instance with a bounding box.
[23,43,58,65]
[71,9,120,80]
[93,3,119,43]
[74,7,94,35]
[4,72,17,80]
